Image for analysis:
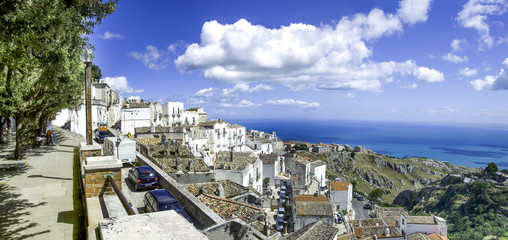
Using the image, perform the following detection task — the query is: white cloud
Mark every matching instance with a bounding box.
[450,38,467,51]
[188,98,206,105]
[457,0,508,48]
[194,87,216,97]
[221,83,274,97]
[443,53,468,63]
[397,0,433,25]
[425,106,458,115]
[345,93,356,98]
[126,96,141,101]
[264,99,320,108]
[99,31,124,40]
[470,58,508,90]
[175,2,441,92]
[102,76,144,94]
[415,67,445,82]
[220,99,260,108]
[459,67,478,77]
[130,45,170,70]
[401,83,418,89]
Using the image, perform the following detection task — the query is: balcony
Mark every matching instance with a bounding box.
[92,99,106,107]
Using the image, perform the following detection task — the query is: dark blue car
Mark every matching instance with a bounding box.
[128,166,158,191]
[95,130,109,143]
[144,189,192,223]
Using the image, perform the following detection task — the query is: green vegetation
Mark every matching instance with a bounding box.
[0,0,117,158]
[369,188,384,202]
[484,162,499,179]
[263,177,270,188]
[410,181,508,239]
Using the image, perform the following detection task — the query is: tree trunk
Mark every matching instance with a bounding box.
[14,113,24,159]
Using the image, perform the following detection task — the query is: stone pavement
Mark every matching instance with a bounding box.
[0,128,85,240]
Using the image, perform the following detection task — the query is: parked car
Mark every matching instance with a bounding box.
[128,166,157,191]
[95,130,109,143]
[276,214,284,231]
[278,207,285,217]
[334,213,343,224]
[353,192,360,198]
[363,202,372,209]
[357,196,365,201]
[280,191,286,204]
[144,189,192,223]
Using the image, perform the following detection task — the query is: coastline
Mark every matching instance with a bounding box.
[227,118,508,169]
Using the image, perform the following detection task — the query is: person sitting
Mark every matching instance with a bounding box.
[46,130,53,145]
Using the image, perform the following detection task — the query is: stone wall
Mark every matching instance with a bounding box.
[136,153,225,228]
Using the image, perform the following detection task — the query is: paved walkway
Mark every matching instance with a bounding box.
[0,129,84,240]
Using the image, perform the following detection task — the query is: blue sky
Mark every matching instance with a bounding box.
[90,0,508,125]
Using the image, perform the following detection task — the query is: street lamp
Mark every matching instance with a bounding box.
[80,49,95,145]
[115,136,121,161]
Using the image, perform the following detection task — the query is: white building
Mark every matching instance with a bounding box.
[52,80,121,136]
[120,101,151,135]
[197,120,247,165]
[259,154,284,187]
[286,154,312,191]
[214,151,263,193]
[400,213,448,238]
[246,138,273,154]
[161,103,207,126]
[162,102,184,125]
[329,181,352,213]
[311,161,327,188]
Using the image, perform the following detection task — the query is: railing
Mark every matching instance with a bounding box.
[99,175,135,215]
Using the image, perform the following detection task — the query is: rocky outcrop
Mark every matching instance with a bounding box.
[355,169,397,190]
[392,186,440,210]
[353,146,369,153]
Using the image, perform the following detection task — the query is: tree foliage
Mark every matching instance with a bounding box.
[484,162,498,179]
[0,0,117,158]
[263,177,270,187]
[409,179,508,239]
[369,188,384,201]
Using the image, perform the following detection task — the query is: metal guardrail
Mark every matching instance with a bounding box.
[99,175,136,215]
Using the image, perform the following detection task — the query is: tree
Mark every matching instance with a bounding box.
[351,180,357,192]
[263,178,270,187]
[369,188,384,201]
[91,64,102,81]
[0,0,117,158]
[484,162,498,179]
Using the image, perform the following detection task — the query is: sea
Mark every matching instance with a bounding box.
[227,118,508,170]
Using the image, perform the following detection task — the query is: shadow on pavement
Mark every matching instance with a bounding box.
[0,183,49,239]
[0,163,30,182]
[27,174,72,181]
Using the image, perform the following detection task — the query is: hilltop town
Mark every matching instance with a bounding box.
[46,80,469,240]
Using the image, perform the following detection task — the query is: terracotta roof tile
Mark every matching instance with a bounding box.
[294,194,329,202]
[330,181,350,191]
[295,201,333,216]
[284,221,339,240]
[197,194,263,223]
